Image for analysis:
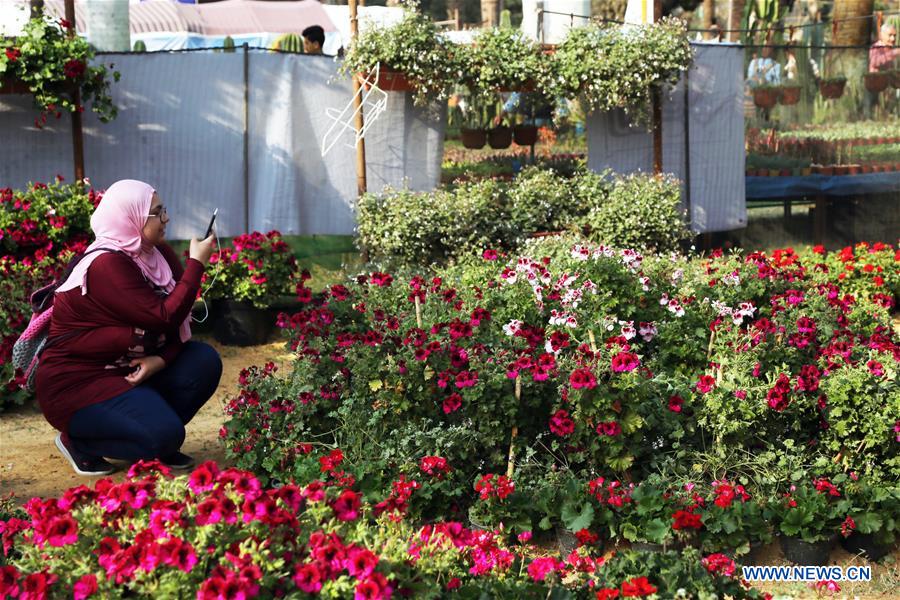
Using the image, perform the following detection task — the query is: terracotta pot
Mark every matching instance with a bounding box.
[863,72,890,94]
[847,164,861,175]
[497,79,536,93]
[364,68,413,92]
[487,126,512,150]
[752,87,780,109]
[513,124,538,146]
[816,165,834,176]
[834,165,850,176]
[862,165,873,174]
[780,86,801,105]
[460,128,487,150]
[819,80,846,99]
[0,76,31,95]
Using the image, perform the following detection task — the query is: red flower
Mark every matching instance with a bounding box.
[292,562,323,593]
[355,572,391,600]
[319,448,344,473]
[620,576,657,597]
[419,456,451,478]
[73,573,97,600]
[447,577,462,590]
[667,395,683,413]
[595,589,620,600]
[63,58,86,79]
[442,393,462,414]
[482,249,498,260]
[570,368,597,389]
[702,553,735,577]
[595,421,621,436]
[672,509,703,530]
[5,48,20,62]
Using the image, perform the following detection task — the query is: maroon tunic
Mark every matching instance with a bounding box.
[36,244,203,433]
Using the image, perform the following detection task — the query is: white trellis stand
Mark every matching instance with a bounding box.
[321,64,388,157]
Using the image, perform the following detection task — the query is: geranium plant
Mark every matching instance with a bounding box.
[1,17,119,126]
[697,479,772,555]
[340,4,461,105]
[770,477,851,543]
[203,231,298,309]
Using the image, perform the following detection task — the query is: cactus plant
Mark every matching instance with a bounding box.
[222,36,236,53]
[132,40,147,53]
[271,33,303,54]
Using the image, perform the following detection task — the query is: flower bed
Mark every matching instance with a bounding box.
[0,461,769,599]
[220,239,898,553]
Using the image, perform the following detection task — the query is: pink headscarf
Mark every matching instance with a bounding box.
[56,179,191,342]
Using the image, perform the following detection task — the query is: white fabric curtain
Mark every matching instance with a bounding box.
[0,50,446,238]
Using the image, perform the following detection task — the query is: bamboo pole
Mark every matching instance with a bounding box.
[506,375,521,478]
[651,0,663,175]
[64,0,85,182]
[349,0,367,196]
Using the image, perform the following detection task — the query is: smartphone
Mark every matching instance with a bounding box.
[204,208,218,238]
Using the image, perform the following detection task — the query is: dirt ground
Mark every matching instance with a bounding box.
[1,333,898,598]
[0,336,290,502]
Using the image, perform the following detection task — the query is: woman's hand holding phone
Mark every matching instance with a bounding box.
[189,235,216,266]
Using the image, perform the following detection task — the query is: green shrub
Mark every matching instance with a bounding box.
[506,167,577,236]
[581,173,690,254]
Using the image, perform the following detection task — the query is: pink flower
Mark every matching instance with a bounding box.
[549,409,575,436]
[355,572,392,600]
[611,352,640,373]
[293,562,323,593]
[331,489,362,521]
[455,371,478,388]
[867,360,884,377]
[517,531,533,543]
[482,249,498,261]
[702,553,735,577]
[527,557,561,582]
[795,365,821,393]
[73,574,98,599]
[45,515,78,546]
[442,393,462,414]
[188,461,220,494]
[695,375,716,394]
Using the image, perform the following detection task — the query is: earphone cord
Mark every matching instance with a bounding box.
[191,222,222,324]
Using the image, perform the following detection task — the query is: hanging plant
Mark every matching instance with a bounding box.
[461,27,550,96]
[818,76,847,99]
[0,17,120,127]
[550,17,692,125]
[340,4,461,106]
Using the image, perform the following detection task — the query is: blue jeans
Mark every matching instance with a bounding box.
[68,341,222,461]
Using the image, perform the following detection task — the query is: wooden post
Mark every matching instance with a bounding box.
[65,0,85,182]
[243,43,250,233]
[349,0,367,196]
[651,0,663,174]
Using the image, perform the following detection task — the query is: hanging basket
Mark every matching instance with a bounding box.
[818,79,846,99]
[863,72,890,94]
[513,124,538,146]
[752,87,780,109]
[460,128,487,149]
[779,85,801,105]
[487,126,513,150]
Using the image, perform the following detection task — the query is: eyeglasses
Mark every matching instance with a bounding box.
[146,205,169,223]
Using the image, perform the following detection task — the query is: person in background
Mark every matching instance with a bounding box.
[36,180,220,476]
[783,47,798,81]
[302,25,325,55]
[746,46,781,87]
[869,23,900,73]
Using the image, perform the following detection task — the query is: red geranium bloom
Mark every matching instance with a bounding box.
[63,59,86,79]
[667,395,683,413]
[695,375,716,394]
[672,510,703,530]
[620,576,657,597]
[442,393,462,414]
[570,368,597,389]
[549,409,575,436]
[5,48,20,62]
[611,352,640,373]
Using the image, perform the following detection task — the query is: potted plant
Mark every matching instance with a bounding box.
[460,127,487,149]
[0,16,119,126]
[779,83,801,105]
[818,76,847,99]
[770,478,850,565]
[752,85,781,109]
[614,480,680,551]
[513,123,539,146]
[841,480,900,561]
[204,230,299,346]
[341,6,460,105]
[698,480,772,562]
[863,71,890,94]
[488,124,513,149]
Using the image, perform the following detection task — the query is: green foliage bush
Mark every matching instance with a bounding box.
[580,173,690,254]
[357,169,689,268]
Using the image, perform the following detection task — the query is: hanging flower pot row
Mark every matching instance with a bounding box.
[818,78,847,99]
[459,125,537,150]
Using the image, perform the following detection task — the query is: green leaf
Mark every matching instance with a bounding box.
[561,500,595,532]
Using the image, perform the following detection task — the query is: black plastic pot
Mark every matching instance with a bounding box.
[487,126,513,150]
[213,300,274,346]
[461,128,487,149]
[513,125,538,146]
[779,535,834,565]
[840,532,894,561]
